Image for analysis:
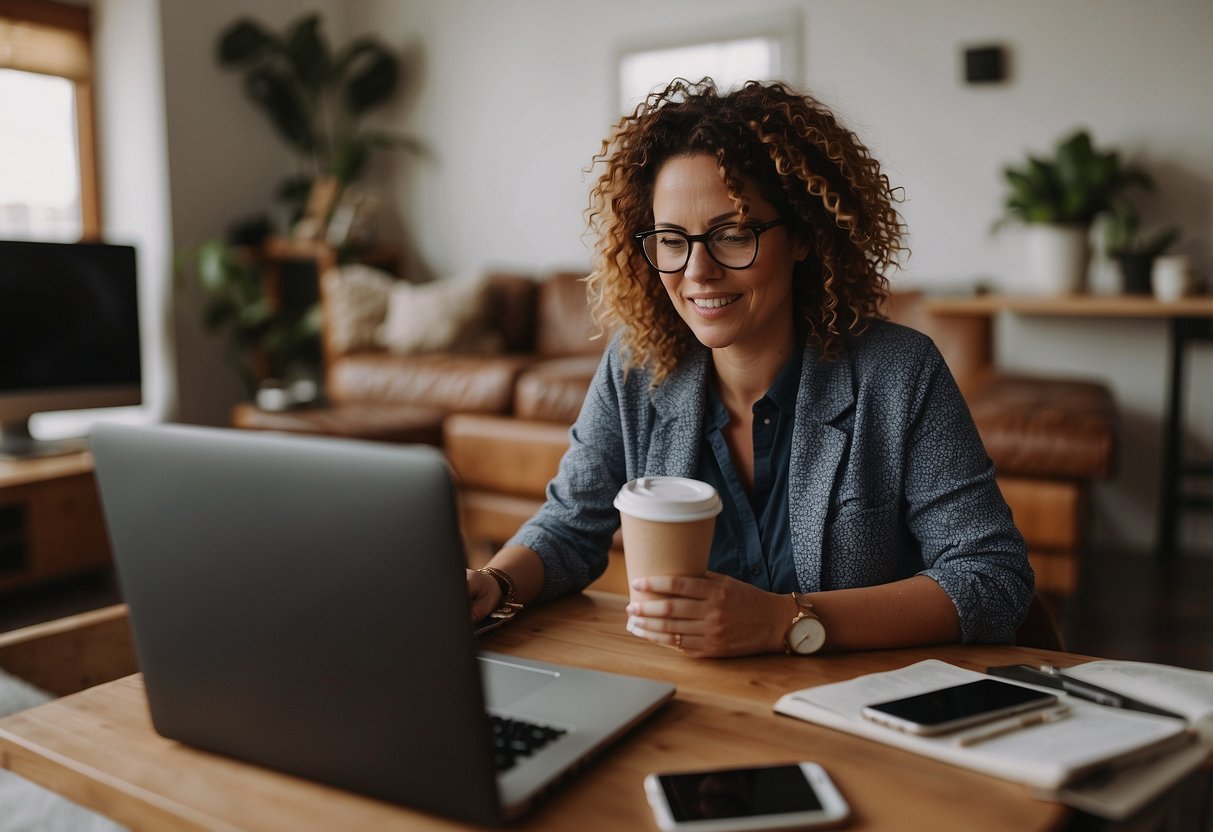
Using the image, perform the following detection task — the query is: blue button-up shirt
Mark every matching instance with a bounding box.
[697,348,803,594]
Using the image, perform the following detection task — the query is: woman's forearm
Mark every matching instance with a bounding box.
[808,575,960,651]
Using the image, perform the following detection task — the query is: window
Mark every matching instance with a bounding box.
[617,12,802,114]
[0,0,98,241]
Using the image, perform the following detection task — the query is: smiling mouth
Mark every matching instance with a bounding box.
[691,296,740,309]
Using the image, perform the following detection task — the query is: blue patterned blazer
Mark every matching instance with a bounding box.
[510,320,1034,643]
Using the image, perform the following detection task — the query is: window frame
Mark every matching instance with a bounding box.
[0,0,100,240]
[614,9,803,116]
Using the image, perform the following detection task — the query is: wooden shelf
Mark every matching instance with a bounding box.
[924,293,1213,318]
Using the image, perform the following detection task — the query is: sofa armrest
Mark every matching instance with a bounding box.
[445,414,571,498]
[969,373,1116,480]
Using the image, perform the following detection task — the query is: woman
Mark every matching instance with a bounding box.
[467,78,1032,656]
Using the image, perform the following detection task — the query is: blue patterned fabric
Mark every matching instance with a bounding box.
[509,320,1034,643]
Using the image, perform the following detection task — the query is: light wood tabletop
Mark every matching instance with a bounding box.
[0,592,1085,831]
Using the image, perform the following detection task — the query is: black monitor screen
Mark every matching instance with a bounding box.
[0,241,141,392]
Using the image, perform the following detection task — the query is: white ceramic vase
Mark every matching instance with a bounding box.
[1023,224,1090,295]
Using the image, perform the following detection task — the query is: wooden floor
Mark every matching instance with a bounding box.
[1,550,1211,671]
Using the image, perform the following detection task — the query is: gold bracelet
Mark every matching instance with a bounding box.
[477,566,524,621]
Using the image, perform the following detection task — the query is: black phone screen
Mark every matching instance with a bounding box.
[658,763,822,822]
[866,679,1054,728]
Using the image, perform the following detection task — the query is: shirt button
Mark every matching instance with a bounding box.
[749,565,761,577]
[762,417,771,426]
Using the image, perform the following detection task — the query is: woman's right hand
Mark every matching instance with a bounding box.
[466,568,503,622]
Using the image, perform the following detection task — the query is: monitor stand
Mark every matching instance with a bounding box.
[0,419,88,460]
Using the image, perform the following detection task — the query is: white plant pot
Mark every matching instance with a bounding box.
[1023,224,1090,295]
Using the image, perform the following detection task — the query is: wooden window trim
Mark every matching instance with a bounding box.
[0,0,100,239]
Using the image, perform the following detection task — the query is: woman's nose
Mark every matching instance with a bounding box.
[683,241,720,283]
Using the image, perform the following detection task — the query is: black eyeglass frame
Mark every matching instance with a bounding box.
[633,218,787,273]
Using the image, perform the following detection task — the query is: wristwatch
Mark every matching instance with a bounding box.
[784,591,826,655]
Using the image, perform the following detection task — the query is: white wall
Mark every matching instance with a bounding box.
[348,0,1213,555]
[91,0,172,425]
[157,0,349,426]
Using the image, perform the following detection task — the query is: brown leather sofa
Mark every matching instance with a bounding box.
[232,272,603,446]
[238,270,1114,602]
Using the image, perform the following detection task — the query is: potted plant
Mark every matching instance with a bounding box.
[996,130,1151,294]
[1104,204,1181,294]
[215,13,422,230]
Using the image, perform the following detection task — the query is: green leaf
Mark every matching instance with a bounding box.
[343,49,398,115]
[284,14,330,93]
[217,19,278,66]
[245,66,316,153]
[276,174,314,204]
[333,138,369,184]
[195,240,234,295]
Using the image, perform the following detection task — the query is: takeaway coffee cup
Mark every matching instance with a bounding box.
[614,477,723,602]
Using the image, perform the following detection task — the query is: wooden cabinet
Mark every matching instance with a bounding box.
[0,454,110,593]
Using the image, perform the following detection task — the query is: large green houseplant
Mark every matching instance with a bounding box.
[217,13,420,223]
[996,130,1151,293]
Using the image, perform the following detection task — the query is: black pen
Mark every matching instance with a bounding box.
[1035,665,1187,721]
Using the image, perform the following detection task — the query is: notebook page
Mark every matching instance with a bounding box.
[1063,661,1213,730]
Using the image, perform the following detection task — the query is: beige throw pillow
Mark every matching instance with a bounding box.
[377,275,503,354]
[321,264,393,354]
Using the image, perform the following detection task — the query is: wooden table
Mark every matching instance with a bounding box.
[925,293,1213,559]
[0,592,1115,831]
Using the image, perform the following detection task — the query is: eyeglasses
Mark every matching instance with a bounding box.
[634,218,786,273]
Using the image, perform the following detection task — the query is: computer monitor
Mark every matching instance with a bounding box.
[0,240,142,458]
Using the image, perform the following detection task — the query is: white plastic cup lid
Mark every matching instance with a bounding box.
[613,477,723,523]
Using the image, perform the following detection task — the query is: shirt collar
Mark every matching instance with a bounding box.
[704,345,803,428]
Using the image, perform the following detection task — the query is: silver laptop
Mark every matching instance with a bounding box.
[90,423,673,825]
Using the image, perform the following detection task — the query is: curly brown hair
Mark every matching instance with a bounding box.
[586,78,905,383]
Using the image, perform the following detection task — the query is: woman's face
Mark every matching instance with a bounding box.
[650,153,808,357]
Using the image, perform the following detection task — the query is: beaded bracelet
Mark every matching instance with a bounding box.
[477,566,524,622]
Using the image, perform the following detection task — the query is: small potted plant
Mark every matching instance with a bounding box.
[1103,204,1181,295]
[996,130,1151,294]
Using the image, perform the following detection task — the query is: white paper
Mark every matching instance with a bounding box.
[1063,660,1213,733]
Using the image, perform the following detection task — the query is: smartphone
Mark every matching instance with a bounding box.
[643,762,849,832]
[860,678,1058,736]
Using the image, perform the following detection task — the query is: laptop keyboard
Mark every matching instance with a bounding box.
[491,715,567,772]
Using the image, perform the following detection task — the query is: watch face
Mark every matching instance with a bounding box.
[789,615,826,655]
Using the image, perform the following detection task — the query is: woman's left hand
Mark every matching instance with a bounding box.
[625,572,791,657]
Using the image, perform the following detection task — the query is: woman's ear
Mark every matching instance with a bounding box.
[792,234,812,264]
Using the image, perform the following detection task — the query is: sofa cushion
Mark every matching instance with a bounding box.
[484,273,540,353]
[968,373,1116,480]
[513,355,601,422]
[327,353,533,414]
[534,272,602,358]
[321,264,393,354]
[379,274,502,354]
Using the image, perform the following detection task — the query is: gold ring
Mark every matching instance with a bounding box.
[674,634,683,649]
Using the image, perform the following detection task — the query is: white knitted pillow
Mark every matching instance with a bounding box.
[321,264,393,354]
[377,275,502,354]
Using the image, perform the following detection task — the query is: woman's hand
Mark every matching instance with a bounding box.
[466,568,503,623]
[625,572,793,657]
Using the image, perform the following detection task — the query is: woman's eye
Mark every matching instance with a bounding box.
[656,234,687,250]
[713,231,751,247]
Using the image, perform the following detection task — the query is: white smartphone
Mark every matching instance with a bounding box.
[859,678,1059,736]
[643,761,850,832]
